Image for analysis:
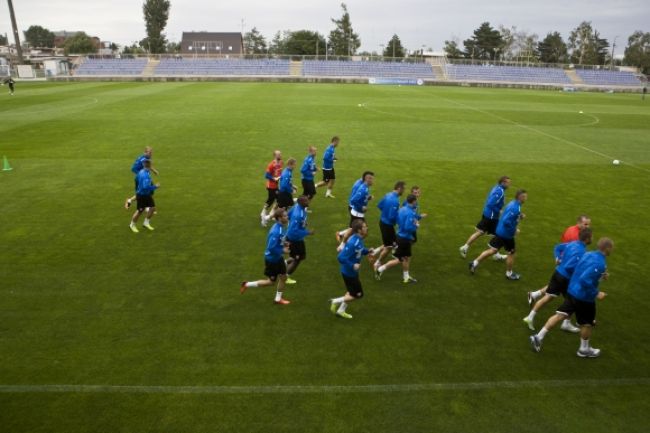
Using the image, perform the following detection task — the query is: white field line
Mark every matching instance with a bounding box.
[1,378,648,395]
[430,94,650,174]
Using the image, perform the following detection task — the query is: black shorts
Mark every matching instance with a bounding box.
[264,259,287,281]
[557,295,596,326]
[136,194,155,212]
[349,214,365,228]
[488,235,515,254]
[395,236,412,260]
[546,271,570,297]
[342,274,364,298]
[322,168,335,182]
[277,191,294,209]
[266,188,278,207]
[288,239,306,260]
[476,216,499,235]
[302,179,316,198]
[379,222,396,247]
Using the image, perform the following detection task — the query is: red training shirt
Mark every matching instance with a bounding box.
[266,159,283,189]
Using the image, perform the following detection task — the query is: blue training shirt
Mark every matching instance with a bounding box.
[264,222,286,263]
[135,169,157,196]
[350,183,370,213]
[495,199,521,239]
[482,184,506,220]
[397,204,418,240]
[553,241,588,279]
[286,204,310,242]
[348,178,363,205]
[322,145,336,170]
[568,251,607,302]
[131,154,150,175]
[378,191,400,226]
[279,167,294,193]
[300,154,317,181]
[338,234,369,277]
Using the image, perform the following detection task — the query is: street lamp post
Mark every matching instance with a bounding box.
[611,35,619,69]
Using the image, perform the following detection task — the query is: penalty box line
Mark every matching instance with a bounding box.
[431,93,650,174]
[1,378,648,395]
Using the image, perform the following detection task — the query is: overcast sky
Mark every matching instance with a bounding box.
[2,0,648,53]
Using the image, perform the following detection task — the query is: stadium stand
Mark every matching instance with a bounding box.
[154,58,291,75]
[302,60,435,78]
[445,64,572,85]
[75,58,148,76]
[574,69,642,86]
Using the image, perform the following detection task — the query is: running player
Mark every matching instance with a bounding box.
[261,150,283,226]
[240,208,292,305]
[315,136,339,198]
[124,146,158,209]
[129,160,159,233]
[373,181,405,272]
[277,158,297,210]
[336,171,374,251]
[300,146,318,200]
[560,215,591,243]
[285,196,315,285]
[2,76,15,95]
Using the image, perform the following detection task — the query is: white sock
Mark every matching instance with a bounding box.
[532,290,543,299]
[580,338,589,350]
[537,327,548,340]
[261,207,267,217]
[372,247,383,256]
[526,310,537,321]
[461,244,468,250]
[144,218,150,225]
[403,271,409,280]
[338,242,345,250]
[337,302,348,313]
[374,261,381,270]
[129,222,136,227]
[472,260,479,268]
[506,270,513,277]
[275,291,283,302]
[378,265,386,273]
[246,282,259,288]
[326,189,332,196]
[331,296,345,304]
[563,319,572,327]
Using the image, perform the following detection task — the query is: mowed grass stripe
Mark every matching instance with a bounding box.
[1,377,648,394]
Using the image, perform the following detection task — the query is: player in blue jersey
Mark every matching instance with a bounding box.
[469,189,527,280]
[401,186,428,243]
[372,181,406,272]
[336,172,374,251]
[277,158,297,209]
[315,136,339,198]
[124,146,159,209]
[285,196,315,285]
[530,238,613,357]
[329,219,374,319]
[459,176,510,261]
[300,146,319,200]
[129,160,159,233]
[240,209,292,305]
[522,228,593,332]
[374,194,420,284]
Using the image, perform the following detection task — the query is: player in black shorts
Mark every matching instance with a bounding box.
[2,76,15,95]
[240,209,291,304]
[315,136,339,198]
[523,228,592,332]
[129,160,159,233]
[459,176,510,260]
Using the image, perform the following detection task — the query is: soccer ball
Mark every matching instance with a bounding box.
[612,159,620,165]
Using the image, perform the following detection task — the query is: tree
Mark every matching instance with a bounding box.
[498,25,516,60]
[63,32,97,55]
[142,0,170,54]
[623,30,650,74]
[383,34,405,58]
[567,21,608,65]
[443,38,464,58]
[328,3,360,56]
[463,22,503,60]
[23,25,55,48]
[165,41,180,53]
[244,27,267,54]
[123,43,146,55]
[538,32,568,63]
[284,30,326,55]
[0,34,7,46]
[269,30,288,55]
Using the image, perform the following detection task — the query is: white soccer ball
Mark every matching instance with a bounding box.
[579,111,584,114]
[358,103,362,107]
[612,159,620,165]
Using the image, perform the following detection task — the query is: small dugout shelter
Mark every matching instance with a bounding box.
[180,32,244,57]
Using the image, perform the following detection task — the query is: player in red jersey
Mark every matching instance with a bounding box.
[261,150,283,227]
[560,215,591,243]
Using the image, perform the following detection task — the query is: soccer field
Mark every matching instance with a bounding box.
[1,81,649,432]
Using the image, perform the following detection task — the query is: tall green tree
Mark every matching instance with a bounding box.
[537,32,568,63]
[244,27,267,54]
[284,30,326,55]
[623,30,650,74]
[443,39,464,58]
[0,33,8,46]
[463,22,503,60]
[142,0,170,54]
[383,34,405,58]
[269,30,289,54]
[23,25,55,48]
[328,3,360,56]
[568,21,608,65]
[63,32,97,55]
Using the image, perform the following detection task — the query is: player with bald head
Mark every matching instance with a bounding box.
[261,150,283,226]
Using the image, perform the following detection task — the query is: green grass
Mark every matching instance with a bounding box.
[1,82,649,432]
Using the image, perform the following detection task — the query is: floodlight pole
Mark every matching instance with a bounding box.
[7,0,24,64]
[611,35,618,69]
